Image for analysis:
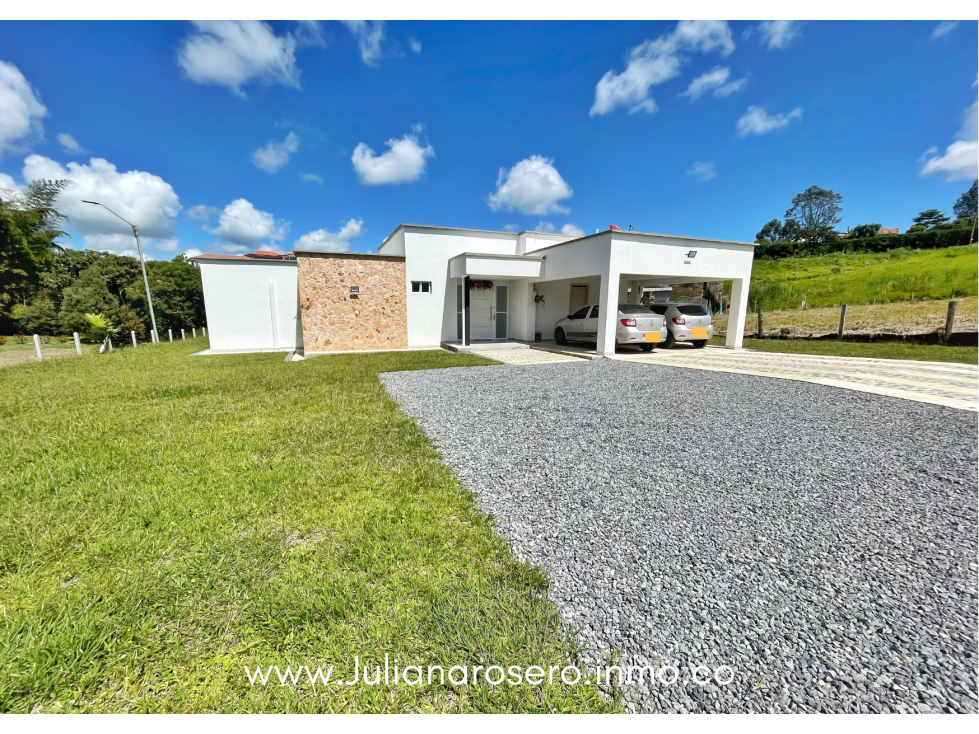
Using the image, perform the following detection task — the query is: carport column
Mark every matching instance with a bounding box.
[462,276,471,347]
[726,278,749,349]
[595,270,621,357]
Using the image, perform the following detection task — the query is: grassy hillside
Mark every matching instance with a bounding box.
[745,244,978,311]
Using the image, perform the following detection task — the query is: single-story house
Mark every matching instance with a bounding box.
[191,224,755,357]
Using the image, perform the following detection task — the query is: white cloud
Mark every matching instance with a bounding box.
[251,131,299,174]
[0,61,47,156]
[736,105,803,136]
[931,21,959,40]
[409,38,422,54]
[590,21,734,116]
[184,247,202,259]
[351,131,434,185]
[187,204,221,221]
[502,224,520,232]
[561,224,585,236]
[756,21,803,50]
[488,155,573,215]
[342,21,385,67]
[714,77,747,97]
[0,171,17,192]
[687,161,717,181]
[177,21,303,97]
[920,100,978,181]
[202,198,287,247]
[682,66,729,99]
[535,221,555,232]
[21,155,181,255]
[300,172,324,184]
[293,218,364,252]
[56,133,85,154]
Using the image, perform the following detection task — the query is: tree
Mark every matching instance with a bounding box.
[58,264,121,335]
[849,223,881,239]
[140,255,205,330]
[954,179,978,219]
[784,185,843,244]
[755,218,801,244]
[911,209,950,230]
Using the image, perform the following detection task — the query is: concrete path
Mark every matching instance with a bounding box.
[469,347,585,364]
[615,346,978,411]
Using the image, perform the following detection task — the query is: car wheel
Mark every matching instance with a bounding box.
[640,343,654,352]
[555,328,567,345]
[692,339,707,349]
[663,331,676,348]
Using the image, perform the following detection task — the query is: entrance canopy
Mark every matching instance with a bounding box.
[448,252,542,280]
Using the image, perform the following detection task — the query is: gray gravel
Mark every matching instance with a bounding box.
[382,359,978,713]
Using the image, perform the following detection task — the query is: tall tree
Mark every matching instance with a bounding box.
[784,185,843,244]
[954,179,978,219]
[911,209,950,230]
[849,223,882,239]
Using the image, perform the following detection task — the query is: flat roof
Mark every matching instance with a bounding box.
[380,223,755,250]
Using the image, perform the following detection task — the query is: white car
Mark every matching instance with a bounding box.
[554,304,668,352]
[648,302,714,348]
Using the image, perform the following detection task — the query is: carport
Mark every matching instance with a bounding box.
[530,230,755,356]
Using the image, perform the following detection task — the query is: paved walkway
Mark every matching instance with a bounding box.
[470,347,584,364]
[614,346,978,411]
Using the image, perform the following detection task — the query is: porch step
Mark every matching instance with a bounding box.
[441,341,531,353]
[530,344,601,360]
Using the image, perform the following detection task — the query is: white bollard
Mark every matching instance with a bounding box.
[202,327,206,338]
[33,334,43,361]
[192,327,197,339]
[168,328,173,343]
[73,332,82,356]
[131,331,137,348]
[108,338,113,352]
[181,328,186,341]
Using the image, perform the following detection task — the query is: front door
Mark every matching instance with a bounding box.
[569,284,588,315]
[469,285,495,340]
[495,286,508,339]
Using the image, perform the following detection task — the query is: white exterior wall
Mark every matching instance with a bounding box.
[198,260,302,352]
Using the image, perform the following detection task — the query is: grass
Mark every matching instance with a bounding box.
[712,297,978,339]
[0,342,614,713]
[745,244,978,311]
[709,336,978,364]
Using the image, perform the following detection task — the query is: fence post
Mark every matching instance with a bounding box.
[108,338,113,352]
[192,327,197,339]
[943,300,958,344]
[33,334,43,361]
[73,332,82,356]
[202,327,207,338]
[181,328,186,341]
[756,307,763,338]
[168,328,173,342]
[131,331,137,348]
[838,304,847,339]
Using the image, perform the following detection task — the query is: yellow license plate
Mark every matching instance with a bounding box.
[644,331,661,343]
[691,327,708,339]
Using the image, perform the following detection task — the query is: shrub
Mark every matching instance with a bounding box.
[755,224,975,259]
[15,334,25,344]
[0,335,6,345]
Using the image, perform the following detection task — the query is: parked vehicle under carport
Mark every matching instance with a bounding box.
[554,304,667,351]
[649,303,714,348]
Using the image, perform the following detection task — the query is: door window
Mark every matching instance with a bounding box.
[590,306,600,319]
[570,306,591,320]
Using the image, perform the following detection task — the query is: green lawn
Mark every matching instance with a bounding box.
[745,244,978,310]
[710,336,978,364]
[0,343,613,713]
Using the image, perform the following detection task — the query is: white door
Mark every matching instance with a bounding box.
[569,284,589,315]
[469,286,495,340]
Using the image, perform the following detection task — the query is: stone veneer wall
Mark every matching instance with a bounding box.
[296,252,408,352]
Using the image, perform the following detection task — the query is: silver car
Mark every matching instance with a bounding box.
[648,302,714,348]
[554,304,668,352]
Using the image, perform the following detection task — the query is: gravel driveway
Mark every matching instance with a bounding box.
[381,359,978,713]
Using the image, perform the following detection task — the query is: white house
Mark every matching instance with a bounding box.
[192,225,755,356]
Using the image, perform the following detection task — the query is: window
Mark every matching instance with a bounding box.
[570,306,591,320]
[411,281,432,293]
[590,306,600,318]
[677,305,708,316]
[649,305,668,315]
[618,305,652,314]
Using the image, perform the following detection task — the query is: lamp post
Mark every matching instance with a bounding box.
[82,200,158,343]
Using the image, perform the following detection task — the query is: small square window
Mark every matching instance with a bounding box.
[412,281,432,293]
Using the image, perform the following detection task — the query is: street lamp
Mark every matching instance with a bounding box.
[82,200,159,343]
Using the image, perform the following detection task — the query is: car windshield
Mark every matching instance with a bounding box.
[618,305,652,314]
[677,305,708,315]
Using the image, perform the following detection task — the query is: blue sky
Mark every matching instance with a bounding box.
[0,20,976,259]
